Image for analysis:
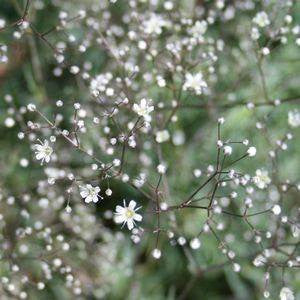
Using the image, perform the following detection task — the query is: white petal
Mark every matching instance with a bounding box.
[36,153,44,160]
[128,200,137,210]
[133,213,142,222]
[35,145,43,151]
[114,215,125,224]
[85,196,92,203]
[80,191,88,198]
[115,205,125,213]
[127,219,134,230]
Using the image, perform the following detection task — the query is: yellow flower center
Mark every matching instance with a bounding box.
[125,209,134,218]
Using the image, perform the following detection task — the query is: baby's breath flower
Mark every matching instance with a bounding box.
[247,147,257,157]
[272,205,281,215]
[34,140,53,165]
[80,184,101,203]
[253,11,270,27]
[288,109,300,127]
[151,248,162,259]
[189,20,207,38]
[114,200,142,230]
[156,130,170,143]
[280,287,294,300]
[253,169,271,189]
[132,98,154,119]
[190,238,201,250]
[143,13,167,35]
[183,72,207,95]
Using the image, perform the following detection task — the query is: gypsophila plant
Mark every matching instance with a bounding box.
[0,0,299,299]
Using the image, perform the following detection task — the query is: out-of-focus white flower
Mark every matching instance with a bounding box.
[4,117,15,128]
[0,19,6,29]
[253,169,271,189]
[157,164,166,174]
[253,254,267,267]
[183,72,207,95]
[190,238,201,249]
[152,248,162,259]
[223,145,232,155]
[247,146,257,157]
[133,98,154,120]
[90,73,113,94]
[34,140,53,165]
[80,184,100,203]
[156,130,170,143]
[253,11,270,27]
[114,200,142,230]
[143,13,167,35]
[288,109,300,127]
[280,287,294,300]
[189,20,207,38]
[272,204,281,215]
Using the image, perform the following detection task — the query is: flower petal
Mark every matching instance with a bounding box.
[133,213,142,222]
[128,200,136,210]
[114,215,125,224]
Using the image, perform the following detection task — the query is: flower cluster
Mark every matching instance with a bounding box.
[0,0,299,299]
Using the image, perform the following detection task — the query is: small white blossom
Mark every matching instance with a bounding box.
[4,117,15,128]
[157,164,166,174]
[253,254,267,267]
[288,109,300,127]
[151,248,162,259]
[253,169,271,189]
[247,147,257,157]
[183,72,207,95]
[253,11,270,27]
[34,140,53,165]
[133,98,154,119]
[143,14,167,35]
[80,184,100,203]
[0,19,6,29]
[189,21,207,38]
[223,145,232,155]
[190,238,201,250]
[114,200,142,230]
[156,130,170,143]
[280,287,294,300]
[272,204,281,215]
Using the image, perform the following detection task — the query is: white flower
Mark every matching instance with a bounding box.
[288,109,300,127]
[272,204,281,215]
[253,11,270,27]
[280,287,294,300]
[114,200,142,230]
[190,238,201,250]
[143,14,167,35]
[90,73,113,94]
[183,72,207,95]
[0,19,6,29]
[253,254,267,267]
[133,98,154,120]
[253,169,271,189]
[155,130,170,143]
[27,103,36,111]
[80,184,101,203]
[223,145,232,155]
[34,140,53,165]
[189,20,207,38]
[157,164,166,174]
[247,146,257,157]
[151,248,161,259]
